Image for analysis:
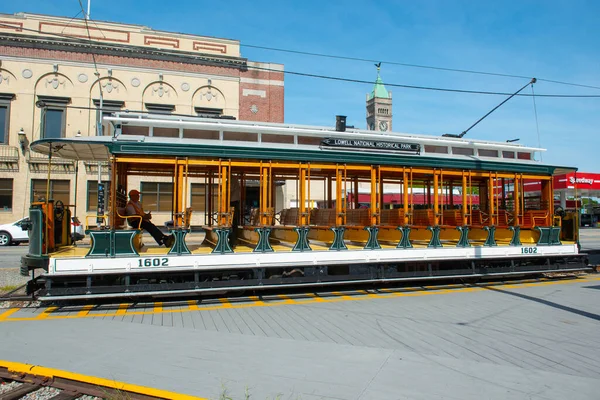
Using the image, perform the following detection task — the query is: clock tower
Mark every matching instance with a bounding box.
[366,65,392,132]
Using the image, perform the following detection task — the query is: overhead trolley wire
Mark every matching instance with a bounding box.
[535,78,600,90]
[242,43,532,80]
[245,66,600,98]
[1,21,600,98]
[241,43,600,91]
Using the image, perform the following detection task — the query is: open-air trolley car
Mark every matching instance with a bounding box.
[21,113,587,301]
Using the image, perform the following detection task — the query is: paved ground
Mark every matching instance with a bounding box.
[581,227,600,250]
[580,228,600,265]
[1,276,599,399]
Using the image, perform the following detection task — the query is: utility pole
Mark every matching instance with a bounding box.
[86,0,91,20]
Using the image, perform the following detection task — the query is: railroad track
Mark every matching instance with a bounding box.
[0,362,196,400]
[0,284,34,304]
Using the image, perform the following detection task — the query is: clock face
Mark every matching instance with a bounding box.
[379,121,388,131]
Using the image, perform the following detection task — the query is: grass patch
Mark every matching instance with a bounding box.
[0,285,19,293]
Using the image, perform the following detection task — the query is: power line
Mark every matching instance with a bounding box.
[242,44,530,80]
[76,1,101,74]
[76,0,104,130]
[241,43,600,91]
[1,21,600,98]
[536,78,600,90]
[59,10,84,34]
[257,67,600,98]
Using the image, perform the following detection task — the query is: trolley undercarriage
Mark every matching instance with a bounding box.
[28,253,590,301]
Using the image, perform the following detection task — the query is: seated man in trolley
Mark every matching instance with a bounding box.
[125,189,175,247]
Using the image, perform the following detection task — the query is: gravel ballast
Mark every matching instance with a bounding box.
[0,268,29,293]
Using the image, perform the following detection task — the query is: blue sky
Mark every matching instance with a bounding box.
[3,0,599,171]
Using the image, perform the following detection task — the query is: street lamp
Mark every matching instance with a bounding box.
[17,128,27,154]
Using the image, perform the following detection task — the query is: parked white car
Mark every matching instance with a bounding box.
[0,216,85,246]
[0,217,29,246]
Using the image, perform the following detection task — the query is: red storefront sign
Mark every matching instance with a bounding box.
[554,172,600,190]
[522,172,600,192]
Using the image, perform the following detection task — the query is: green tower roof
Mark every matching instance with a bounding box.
[368,67,389,100]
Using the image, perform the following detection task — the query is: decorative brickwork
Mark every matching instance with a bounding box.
[193,41,226,54]
[239,82,284,122]
[0,20,23,32]
[144,35,179,48]
[39,21,131,43]
[239,65,284,122]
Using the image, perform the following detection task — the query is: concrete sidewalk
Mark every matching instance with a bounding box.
[1,277,599,399]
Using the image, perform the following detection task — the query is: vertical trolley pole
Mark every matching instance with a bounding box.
[335,166,342,226]
[96,162,104,229]
[464,169,473,226]
[96,86,104,228]
[574,172,580,248]
[108,156,116,230]
[173,158,179,226]
[96,91,104,229]
[370,166,377,226]
[45,143,52,254]
[73,162,79,246]
[299,165,306,226]
[433,169,439,226]
[217,160,222,226]
[307,163,311,225]
[514,173,520,226]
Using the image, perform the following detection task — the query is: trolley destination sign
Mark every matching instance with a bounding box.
[321,138,421,154]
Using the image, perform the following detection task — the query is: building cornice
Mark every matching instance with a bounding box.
[0,32,248,71]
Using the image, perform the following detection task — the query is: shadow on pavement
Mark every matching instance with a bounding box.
[582,285,600,290]
[485,286,600,322]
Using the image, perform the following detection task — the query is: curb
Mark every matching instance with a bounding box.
[0,359,206,400]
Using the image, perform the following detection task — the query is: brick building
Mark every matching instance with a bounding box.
[0,12,284,224]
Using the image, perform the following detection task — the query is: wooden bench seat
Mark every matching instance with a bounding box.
[379,208,405,227]
[442,209,462,227]
[522,210,549,228]
[310,208,337,227]
[411,209,435,228]
[280,208,298,226]
[495,209,511,228]
[345,208,370,226]
[470,209,488,227]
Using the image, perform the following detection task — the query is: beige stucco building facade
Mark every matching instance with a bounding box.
[0,12,284,225]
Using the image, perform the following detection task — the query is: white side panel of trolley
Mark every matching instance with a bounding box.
[47,244,579,276]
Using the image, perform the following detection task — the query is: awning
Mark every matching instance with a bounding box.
[30,138,112,161]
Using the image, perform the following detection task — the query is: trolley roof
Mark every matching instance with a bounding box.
[29,113,577,175]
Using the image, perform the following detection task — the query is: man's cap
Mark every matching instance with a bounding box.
[129,189,140,196]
